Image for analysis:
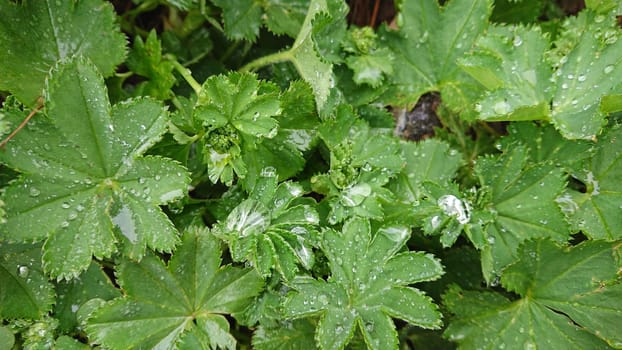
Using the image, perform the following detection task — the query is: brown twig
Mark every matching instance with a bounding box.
[0,102,44,148]
[370,0,381,27]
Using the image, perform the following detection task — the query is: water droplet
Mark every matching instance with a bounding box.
[437,195,471,224]
[604,65,614,74]
[61,202,70,209]
[577,74,586,82]
[493,100,510,115]
[29,187,41,197]
[513,36,523,47]
[17,265,29,278]
[260,166,277,177]
[112,206,137,243]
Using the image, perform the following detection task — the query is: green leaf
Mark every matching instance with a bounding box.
[312,105,403,223]
[253,319,317,350]
[126,30,176,100]
[0,57,189,279]
[473,146,570,281]
[0,0,126,106]
[241,80,319,188]
[0,326,14,350]
[490,0,545,24]
[284,217,443,350]
[54,262,120,332]
[382,0,491,109]
[287,0,341,113]
[444,239,622,349]
[212,0,262,41]
[213,174,318,280]
[390,139,463,203]
[499,122,594,170]
[86,228,265,350]
[346,49,394,88]
[194,72,281,185]
[0,242,54,319]
[462,10,622,139]
[565,125,622,239]
[263,0,309,38]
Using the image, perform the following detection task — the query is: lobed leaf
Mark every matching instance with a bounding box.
[0,57,189,279]
[445,239,622,349]
[284,217,443,350]
[565,125,622,239]
[0,0,126,106]
[86,228,264,349]
[382,0,491,108]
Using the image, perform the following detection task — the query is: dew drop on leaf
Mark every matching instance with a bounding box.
[437,195,471,224]
[492,100,510,115]
[17,265,29,278]
[604,65,614,74]
[112,205,138,243]
[29,187,41,197]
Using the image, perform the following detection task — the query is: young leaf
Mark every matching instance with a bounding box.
[241,80,319,189]
[565,125,622,239]
[194,72,280,185]
[0,242,54,319]
[0,0,126,106]
[381,0,491,109]
[126,30,176,100]
[212,0,262,41]
[212,173,318,280]
[389,139,463,203]
[462,10,622,139]
[444,239,622,349]
[312,105,403,223]
[86,228,265,350]
[284,217,443,350]
[0,57,190,279]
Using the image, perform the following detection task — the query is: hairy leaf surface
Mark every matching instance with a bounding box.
[0,58,189,279]
[284,217,443,350]
[444,239,622,349]
[86,228,264,349]
[0,0,126,106]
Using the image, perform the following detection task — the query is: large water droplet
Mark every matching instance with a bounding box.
[112,205,138,243]
[604,65,614,74]
[493,100,510,115]
[437,195,471,224]
[17,265,29,278]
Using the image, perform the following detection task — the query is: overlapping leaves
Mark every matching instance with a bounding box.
[311,105,403,224]
[86,228,264,349]
[381,0,491,109]
[284,217,444,350]
[0,57,189,279]
[212,172,319,280]
[461,9,622,139]
[444,239,622,349]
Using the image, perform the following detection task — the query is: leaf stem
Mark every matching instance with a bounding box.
[168,56,202,95]
[0,101,44,148]
[238,49,294,73]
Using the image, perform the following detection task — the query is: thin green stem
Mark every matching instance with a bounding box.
[168,56,202,95]
[238,49,294,73]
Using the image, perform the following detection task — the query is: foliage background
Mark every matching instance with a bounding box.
[1,0,622,349]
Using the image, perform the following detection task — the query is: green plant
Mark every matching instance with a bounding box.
[1,0,622,349]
